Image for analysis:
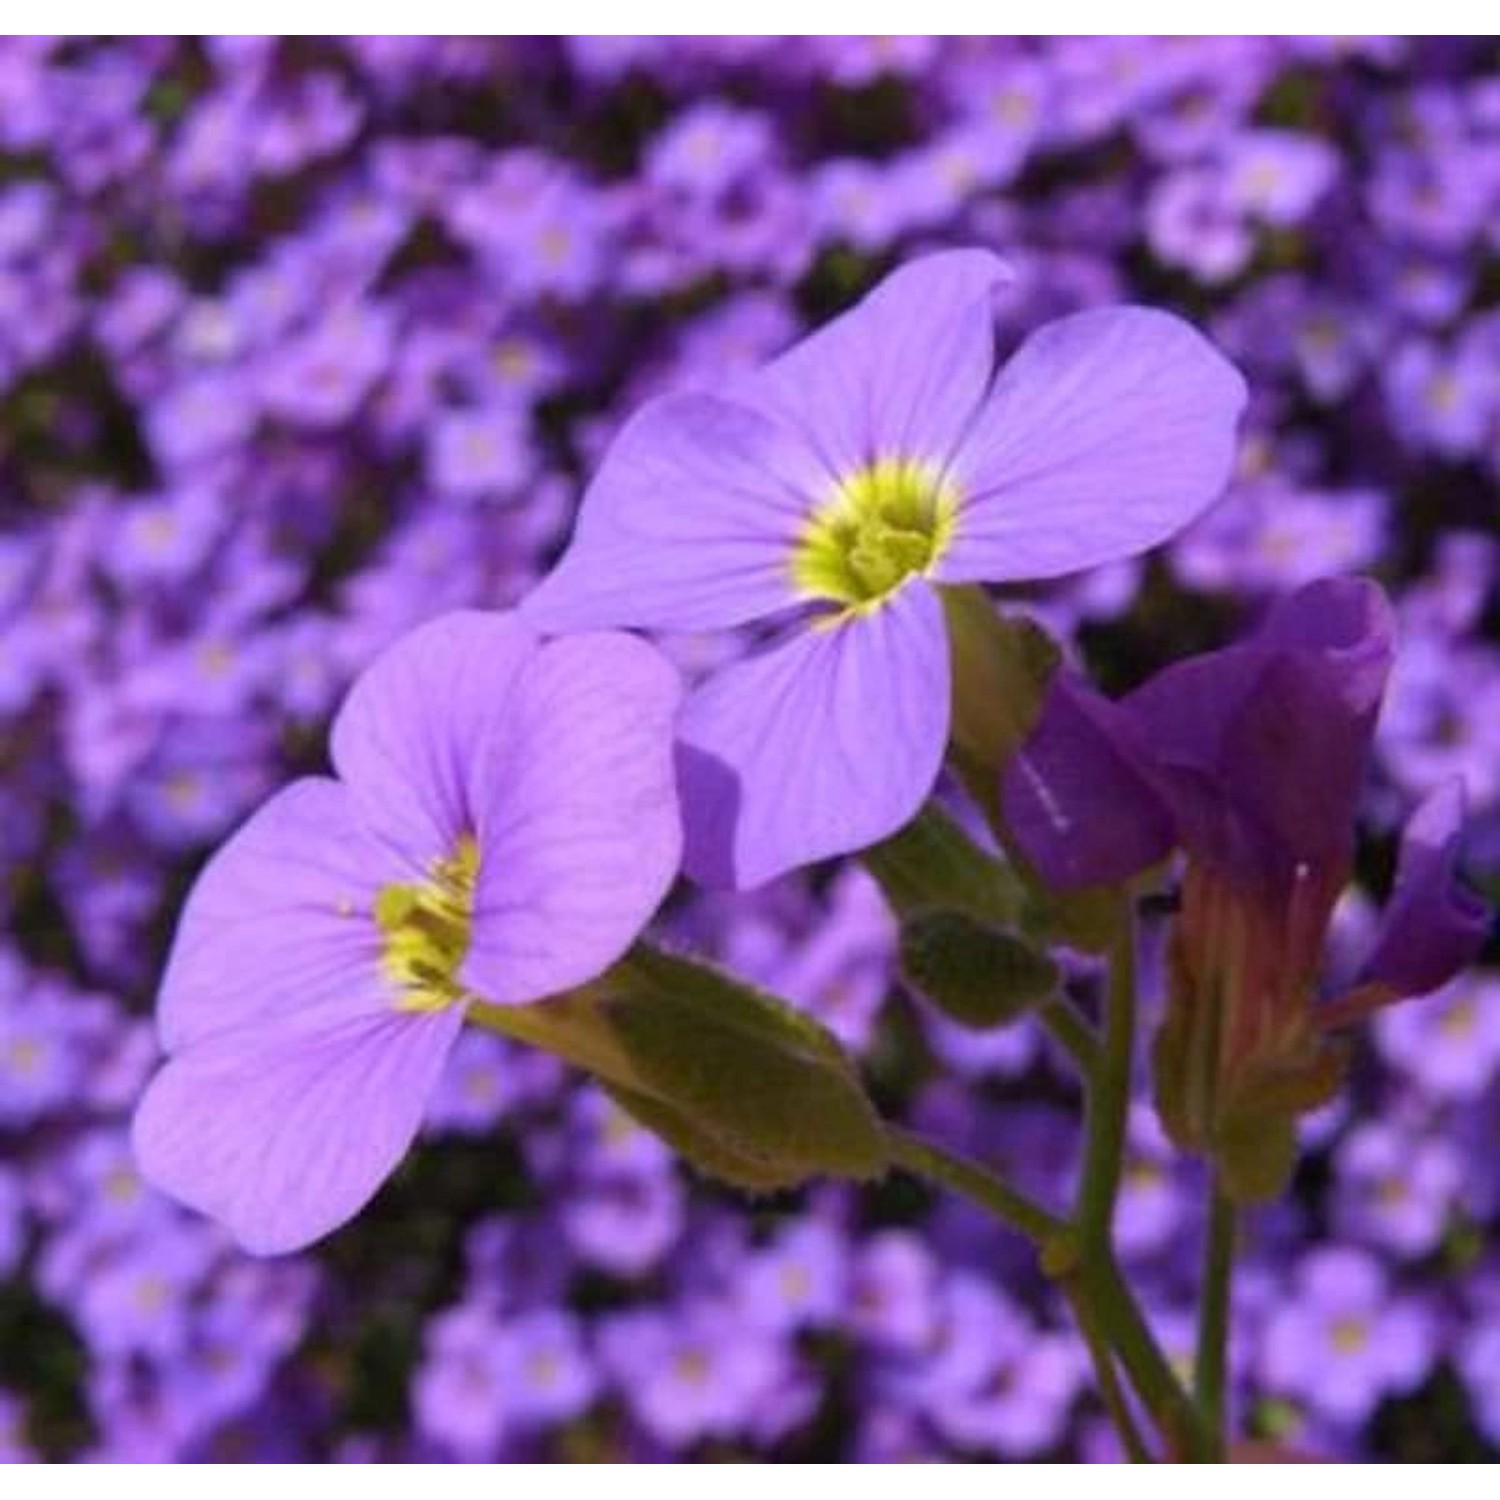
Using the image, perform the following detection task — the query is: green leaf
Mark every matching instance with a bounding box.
[601,947,888,1186]
[862,800,1023,926]
[473,946,889,1192]
[602,1083,810,1194]
[898,910,1058,1029]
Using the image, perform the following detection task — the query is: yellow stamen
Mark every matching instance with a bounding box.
[376,835,480,1012]
[792,457,958,611]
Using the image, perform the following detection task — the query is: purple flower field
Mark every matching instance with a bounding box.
[2,35,1499,1462]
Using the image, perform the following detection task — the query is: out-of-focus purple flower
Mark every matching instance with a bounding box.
[740,1217,849,1335]
[559,1164,685,1280]
[600,1301,793,1448]
[1258,1249,1436,1426]
[255,303,395,429]
[1332,1120,1461,1260]
[425,405,532,500]
[413,1302,513,1458]
[133,612,681,1252]
[1375,973,1500,1102]
[527,249,1245,888]
[849,1231,939,1354]
[493,1308,598,1429]
[1223,129,1338,225]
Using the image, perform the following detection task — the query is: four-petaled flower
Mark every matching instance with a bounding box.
[133,612,681,1253]
[524,249,1247,889]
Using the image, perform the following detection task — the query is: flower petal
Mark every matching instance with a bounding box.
[1122,579,1394,877]
[462,633,683,1005]
[133,1007,462,1255]
[521,393,816,632]
[157,778,396,1053]
[331,611,540,865]
[1002,673,1175,890]
[940,306,1247,582]
[1363,781,1491,1000]
[750,248,1012,480]
[677,584,950,890]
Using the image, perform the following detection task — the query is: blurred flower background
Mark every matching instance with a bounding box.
[2,35,1499,1462]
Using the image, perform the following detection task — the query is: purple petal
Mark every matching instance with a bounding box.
[940,306,1246,582]
[1002,673,1175,890]
[1123,578,1394,877]
[750,248,1012,481]
[462,633,683,1004]
[331,611,539,866]
[676,584,950,890]
[134,1007,462,1255]
[522,393,816,632]
[1364,781,1491,1000]
[157,777,397,1053]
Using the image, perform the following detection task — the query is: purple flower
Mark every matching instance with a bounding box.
[133,611,681,1253]
[1332,1120,1460,1260]
[525,249,1245,887]
[600,1300,791,1447]
[413,1302,513,1457]
[1375,972,1500,1102]
[1005,578,1490,1187]
[1258,1249,1435,1427]
[493,1308,599,1429]
[740,1217,849,1335]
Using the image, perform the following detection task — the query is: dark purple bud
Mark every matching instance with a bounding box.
[1001,671,1174,890]
[1362,780,1492,1001]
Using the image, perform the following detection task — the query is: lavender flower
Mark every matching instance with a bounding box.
[526,249,1245,887]
[133,611,681,1252]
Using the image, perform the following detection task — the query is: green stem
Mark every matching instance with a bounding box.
[1193,1182,1236,1460]
[1039,994,1101,1079]
[1076,909,1136,1250]
[885,1124,1068,1248]
[1061,1279,1154,1462]
[1072,1252,1209,1460]
[1061,904,1213,1460]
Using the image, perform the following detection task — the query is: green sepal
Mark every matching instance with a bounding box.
[1152,972,1347,1204]
[862,800,1023,927]
[470,945,888,1192]
[1212,1041,1346,1202]
[602,947,887,1185]
[1022,886,1122,955]
[898,910,1059,1030]
[1214,1109,1300,1204]
[601,1082,809,1195]
[937,587,1121,954]
[940,584,1060,777]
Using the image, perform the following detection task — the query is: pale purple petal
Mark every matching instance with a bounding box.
[940,306,1247,582]
[133,1007,462,1255]
[462,633,683,1004]
[157,777,396,1052]
[521,394,815,632]
[1364,781,1491,999]
[677,584,950,890]
[750,248,1012,480]
[331,611,539,866]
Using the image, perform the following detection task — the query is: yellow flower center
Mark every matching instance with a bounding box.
[792,458,958,610]
[375,835,480,1012]
[1330,1317,1369,1355]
